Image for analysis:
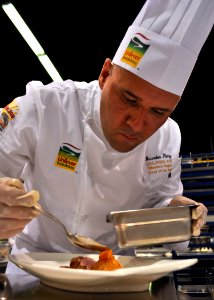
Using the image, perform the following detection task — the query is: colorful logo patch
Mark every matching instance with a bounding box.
[121,32,150,68]
[55,143,82,173]
[0,99,19,131]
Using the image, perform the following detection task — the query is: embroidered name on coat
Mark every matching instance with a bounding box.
[145,153,172,175]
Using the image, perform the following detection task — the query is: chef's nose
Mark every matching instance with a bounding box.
[126,108,146,132]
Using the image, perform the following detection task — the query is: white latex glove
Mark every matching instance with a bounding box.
[169,195,208,236]
[0,177,40,239]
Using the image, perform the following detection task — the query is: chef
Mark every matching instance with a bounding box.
[0,0,213,274]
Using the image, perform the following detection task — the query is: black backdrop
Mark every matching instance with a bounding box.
[0,0,213,155]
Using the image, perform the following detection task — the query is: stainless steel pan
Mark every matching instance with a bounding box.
[106,205,195,248]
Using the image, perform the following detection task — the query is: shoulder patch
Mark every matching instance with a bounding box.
[0,99,19,131]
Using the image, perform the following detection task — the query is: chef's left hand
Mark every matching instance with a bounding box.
[169,195,208,236]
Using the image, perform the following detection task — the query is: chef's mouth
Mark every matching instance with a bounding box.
[120,131,142,142]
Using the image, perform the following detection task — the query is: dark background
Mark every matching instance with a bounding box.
[0,0,213,156]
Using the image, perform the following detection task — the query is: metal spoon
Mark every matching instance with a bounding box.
[32,203,108,252]
[12,183,108,252]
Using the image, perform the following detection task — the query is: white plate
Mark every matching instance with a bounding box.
[9,252,197,293]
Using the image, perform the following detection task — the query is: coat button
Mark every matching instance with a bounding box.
[81,215,87,220]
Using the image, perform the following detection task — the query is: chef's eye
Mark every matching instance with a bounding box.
[151,108,166,116]
[123,95,137,106]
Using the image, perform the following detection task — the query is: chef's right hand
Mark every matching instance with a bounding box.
[0,177,40,239]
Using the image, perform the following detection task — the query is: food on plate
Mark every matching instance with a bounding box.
[69,256,96,270]
[61,248,122,271]
[91,248,122,271]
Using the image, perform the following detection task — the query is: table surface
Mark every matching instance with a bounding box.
[0,273,212,300]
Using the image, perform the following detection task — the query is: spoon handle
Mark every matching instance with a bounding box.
[33,204,70,237]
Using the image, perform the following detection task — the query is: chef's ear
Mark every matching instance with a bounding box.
[98,58,113,89]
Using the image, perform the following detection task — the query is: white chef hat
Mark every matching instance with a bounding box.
[112,0,214,96]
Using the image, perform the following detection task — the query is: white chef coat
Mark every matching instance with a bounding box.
[0,79,187,273]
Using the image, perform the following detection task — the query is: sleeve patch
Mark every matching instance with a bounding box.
[0,99,19,131]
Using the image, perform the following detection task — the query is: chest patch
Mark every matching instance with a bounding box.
[54,143,81,172]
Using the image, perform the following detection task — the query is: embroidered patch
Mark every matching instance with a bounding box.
[54,143,82,172]
[0,99,19,131]
[121,32,150,68]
